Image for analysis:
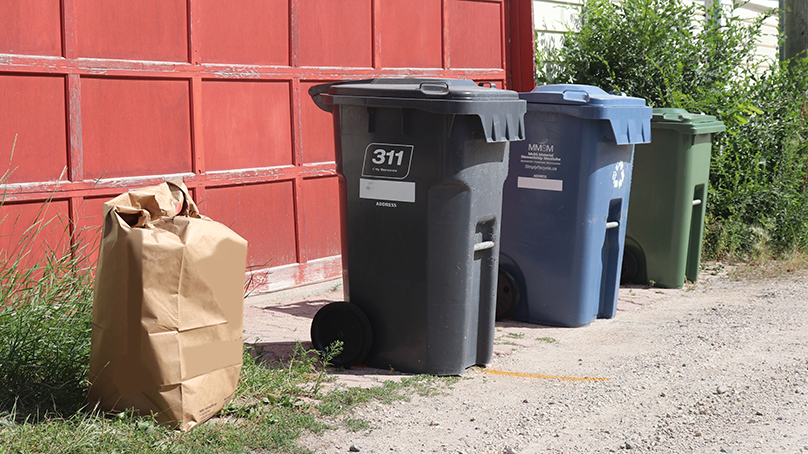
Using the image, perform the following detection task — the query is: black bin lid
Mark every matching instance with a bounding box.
[309,78,526,143]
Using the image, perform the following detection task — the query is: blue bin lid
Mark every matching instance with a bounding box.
[521,84,652,145]
[309,78,527,143]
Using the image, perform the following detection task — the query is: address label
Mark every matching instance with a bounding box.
[517,177,563,192]
[359,178,415,203]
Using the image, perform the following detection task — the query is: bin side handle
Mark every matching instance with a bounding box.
[605,221,619,229]
[692,199,702,206]
[308,82,337,113]
[308,79,376,113]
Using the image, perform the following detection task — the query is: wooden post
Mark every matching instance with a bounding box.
[784,0,808,60]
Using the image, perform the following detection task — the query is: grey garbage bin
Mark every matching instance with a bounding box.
[309,78,525,375]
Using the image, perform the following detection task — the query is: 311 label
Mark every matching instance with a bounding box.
[361,143,414,180]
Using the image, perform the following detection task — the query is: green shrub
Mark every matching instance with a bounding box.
[537,0,768,107]
[705,57,808,258]
[537,0,808,259]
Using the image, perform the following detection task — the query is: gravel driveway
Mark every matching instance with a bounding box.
[246,266,808,454]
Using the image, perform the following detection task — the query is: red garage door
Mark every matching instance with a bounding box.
[0,0,535,293]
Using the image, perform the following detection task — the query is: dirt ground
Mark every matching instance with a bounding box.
[243,265,808,454]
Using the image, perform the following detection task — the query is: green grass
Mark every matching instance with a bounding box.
[0,198,455,453]
[0,343,454,454]
[0,315,453,454]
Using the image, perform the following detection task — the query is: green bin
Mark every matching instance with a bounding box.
[621,108,725,288]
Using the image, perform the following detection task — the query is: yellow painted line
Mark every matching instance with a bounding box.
[485,369,610,382]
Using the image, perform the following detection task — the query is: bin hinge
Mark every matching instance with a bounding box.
[605,221,619,229]
[473,241,496,252]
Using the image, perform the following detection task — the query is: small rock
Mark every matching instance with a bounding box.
[504,447,517,454]
[716,385,729,394]
[625,441,637,449]
[659,391,666,397]
[522,399,529,403]
[349,445,360,453]
[755,411,764,416]
[429,421,439,426]
[720,448,732,453]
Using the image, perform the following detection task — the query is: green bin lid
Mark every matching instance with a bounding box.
[650,108,726,135]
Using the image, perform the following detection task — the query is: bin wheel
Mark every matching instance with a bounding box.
[621,249,639,285]
[310,302,373,368]
[496,268,521,321]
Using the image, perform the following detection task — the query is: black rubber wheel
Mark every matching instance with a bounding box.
[621,249,639,285]
[496,268,521,321]
[310,302,373,368]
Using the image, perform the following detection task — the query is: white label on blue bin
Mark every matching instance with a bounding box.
[612,162,626,188]
[359,178,416,203]
[517,177,563,192]
[362,143,414,180]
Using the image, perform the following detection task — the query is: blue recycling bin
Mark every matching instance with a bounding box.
[496,85,652,327]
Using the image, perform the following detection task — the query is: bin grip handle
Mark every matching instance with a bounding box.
[692,199,702,206]
[473,241,496,252]
[419,81,450,95]
[561,90,591,103]
[605,221,619,229]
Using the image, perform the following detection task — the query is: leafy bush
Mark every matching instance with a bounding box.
[537,0,808,259]
[537,0,768,107]
[705,57,808,258]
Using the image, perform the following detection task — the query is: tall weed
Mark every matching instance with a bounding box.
[0,202,95,419]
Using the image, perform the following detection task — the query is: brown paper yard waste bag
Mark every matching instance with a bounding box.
[89,180,247,431]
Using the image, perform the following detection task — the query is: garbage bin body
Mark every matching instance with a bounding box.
[316,78,525,375]
[623,108,725,288]
[499,85,651,327]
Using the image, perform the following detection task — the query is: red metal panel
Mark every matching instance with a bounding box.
[0,200,70,269]
[298,0,373,67]
[448,0,504,69]
[74,0,188,61]
[197,0,289,65]
[0,75,67,184]
[0,1,62,56]
[202,182,298,269]
[0,0,528,293]
[202,80,293,171]
[81,77,193,180]
[300,81,336,164]
[378,0,443,68]
[301,176,341,261]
